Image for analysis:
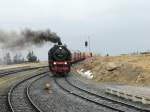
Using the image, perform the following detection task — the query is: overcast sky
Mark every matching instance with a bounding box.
[0,0,150,60]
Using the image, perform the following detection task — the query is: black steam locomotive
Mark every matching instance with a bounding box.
[48,44,72,74]
[48,40,90,74]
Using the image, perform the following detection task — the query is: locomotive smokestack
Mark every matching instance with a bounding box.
[0,29,62,50]
[58,39,62,45]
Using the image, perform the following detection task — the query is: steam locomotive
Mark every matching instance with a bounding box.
[48,43,72,74]
[48,43,88,74]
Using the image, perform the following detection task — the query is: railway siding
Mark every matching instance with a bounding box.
[0,66,47,112]
[8,71,48,112]
[0,69,41,88]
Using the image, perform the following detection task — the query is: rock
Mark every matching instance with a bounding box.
[136,74,145,83]
[106,62,120,71]
[44,83,51,90]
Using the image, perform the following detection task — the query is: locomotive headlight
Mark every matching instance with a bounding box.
[64,62,67,65]
[53,62,56,65]
[59,47,62,49]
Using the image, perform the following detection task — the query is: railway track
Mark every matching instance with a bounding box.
[8,71,48,112]
[0,66,48,112]
[2,65,149,112]
[54,76,150,112]
[0,66,48,77]
[26,73,50,112]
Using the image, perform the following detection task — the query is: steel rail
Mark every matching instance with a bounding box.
[0,66,48,77]
[8,71,48,112]
[54,77,124,112]
[26,74,50,112]
[65,77,150,112]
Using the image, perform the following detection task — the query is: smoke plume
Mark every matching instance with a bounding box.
[0,29,61,50]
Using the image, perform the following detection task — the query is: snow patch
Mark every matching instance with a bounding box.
[77,69,93,79]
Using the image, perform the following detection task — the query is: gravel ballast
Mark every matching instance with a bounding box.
[29,73,112,112]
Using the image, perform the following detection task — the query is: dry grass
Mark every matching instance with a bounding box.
[76,54,150,86]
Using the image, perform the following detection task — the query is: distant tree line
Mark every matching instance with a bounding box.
[0,51,39,65]
[26,51,39,62]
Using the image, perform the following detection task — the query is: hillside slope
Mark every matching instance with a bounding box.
[76,54,150,86]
